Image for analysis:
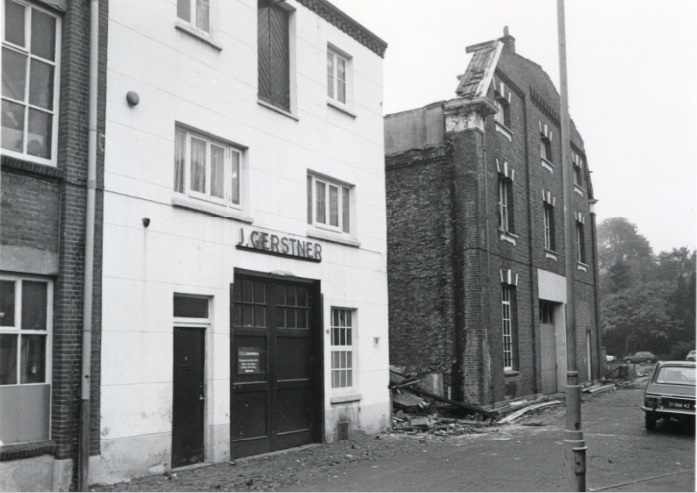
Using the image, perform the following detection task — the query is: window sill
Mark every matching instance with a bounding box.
[172,195,253,222]
[499,230,518,245]
[504,370,520,377]
[577,262,588,272]
[494,121,513,141]
[327,100,357,118]
[574,185,585,196]
[307,228,361,248]
[175,21,223,51]
[545,250,558,261]
[541,158,555,173]
[330,392,362,404]
[0,440,55,461]
[257,99,299,121]
[1,154,64,180]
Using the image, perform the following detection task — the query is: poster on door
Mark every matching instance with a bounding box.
[238,347,264,375]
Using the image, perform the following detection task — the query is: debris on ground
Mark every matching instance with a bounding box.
[496,400,562,424]
[582,383,616,394]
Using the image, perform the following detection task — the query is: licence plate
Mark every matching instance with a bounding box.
[665,400,695,410]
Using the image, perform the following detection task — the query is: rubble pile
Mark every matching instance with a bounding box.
[391,410,494,436]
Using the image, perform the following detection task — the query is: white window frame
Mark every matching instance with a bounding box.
[327,45,351,108]
[498,176,512,233]
[330,307,355,391]
[307,172,352,234]
[174,126,244,211]
[502,285,513,371]
[494,98,510,128]
[0,274,53,387]
[177,0,211,33]
[1,0,61,166]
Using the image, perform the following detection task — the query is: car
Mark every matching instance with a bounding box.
[686,350,696,361]
[642,360,695,431]
[624,351,656,364]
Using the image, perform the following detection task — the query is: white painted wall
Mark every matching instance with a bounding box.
[537,268,568,391]
[95,0,389,484]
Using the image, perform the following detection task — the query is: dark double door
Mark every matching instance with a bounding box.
[230,274,322,458]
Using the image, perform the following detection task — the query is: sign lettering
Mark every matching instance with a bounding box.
[236,228,322,262]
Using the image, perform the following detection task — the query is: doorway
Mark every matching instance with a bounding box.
[230,272,323,458]
[539,300,557,394]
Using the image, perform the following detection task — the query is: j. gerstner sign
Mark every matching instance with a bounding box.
[236,228,322,262]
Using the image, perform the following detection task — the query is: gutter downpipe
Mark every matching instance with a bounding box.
[79,0,99,490]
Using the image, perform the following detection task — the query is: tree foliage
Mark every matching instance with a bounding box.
[598,218,695,357]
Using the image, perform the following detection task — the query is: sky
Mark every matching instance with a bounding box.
[330,0,697,254]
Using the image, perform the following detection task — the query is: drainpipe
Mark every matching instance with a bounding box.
[79,0,99,490]
[589,199,602,381]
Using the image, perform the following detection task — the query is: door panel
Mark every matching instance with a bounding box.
[231,276,320,459]
[172,327,205,468]
[540,322,557,394]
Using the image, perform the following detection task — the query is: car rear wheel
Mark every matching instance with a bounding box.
[645,414,657,431]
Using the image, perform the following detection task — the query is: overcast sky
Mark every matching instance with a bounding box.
[330,0,697,254]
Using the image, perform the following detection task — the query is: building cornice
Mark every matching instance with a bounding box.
[296,0,388,58]
[530,88,560,127]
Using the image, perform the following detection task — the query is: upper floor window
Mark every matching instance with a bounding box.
[572,150,584,188]
[498,175,514,233]
[258,0,291,112]
[494,98,510,128]
[540,137,552,162]
[0,277,51,386]
[327,46,350,106]
[1,0,60,165]
[174,127,242,209]
[576,220,586,264]
[307,173,352,234]
[543,202,556,251]
[177,0,210,33]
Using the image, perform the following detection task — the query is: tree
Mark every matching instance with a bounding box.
[597,218,654,293]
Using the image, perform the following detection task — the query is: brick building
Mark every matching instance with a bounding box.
[1,0,108,490]
[385,29,601,407]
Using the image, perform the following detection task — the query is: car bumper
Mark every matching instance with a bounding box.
[642,406,695,418]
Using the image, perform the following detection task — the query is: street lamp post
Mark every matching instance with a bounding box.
[556,0,588,490]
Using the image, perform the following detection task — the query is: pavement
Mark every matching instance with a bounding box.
[94,382,695,492]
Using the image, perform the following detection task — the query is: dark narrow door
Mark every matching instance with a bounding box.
[230,276,321,459]
[172,327,205,468]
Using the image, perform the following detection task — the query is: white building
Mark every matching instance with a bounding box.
[93,0,389,483]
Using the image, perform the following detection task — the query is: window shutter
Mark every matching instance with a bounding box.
[269,5,290,110]
[257,1,272,103]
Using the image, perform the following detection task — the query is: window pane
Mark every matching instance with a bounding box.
[242,305,253,327]
[254,306,266,327]
[329,186,339,227]
[297,287,307,307]
[287,286,296,306]
[210,145,224,198]
[196,0,210,32]
[30,10,56,61]
[0,281,16,327]
[173,295,208,318]
[241,280,254,303]
[22,281,47,331]
[254,282,265,303]
[286,308,296,328]
[174,128,186,192]
[297,309,307,329]
[27,108,51,158]
[190,138,206,193]
[177,0,191,22]
[2,48,27,101]
[2,100,26,152]
[327,52,334,99]
[230,151,240,204]
[315,181,326,223]
[0,335,18,385]
[20,334,46,383]
[307,175,313,224]
[29,59,54,110]
[342,187,350,233]
[5,1,25,47]
[337,58,346,103]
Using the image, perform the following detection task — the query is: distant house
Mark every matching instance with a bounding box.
[385,29,601,407]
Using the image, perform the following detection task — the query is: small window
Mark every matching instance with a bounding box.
[258,0,291,111]
[0,277,51,385]
[540,136,552,163]
[174,127,243,209]
[177,0,210,33]
[173,295,209,319]
[501,285,516,371]
[576,221,586,264]
[494,98,510,128]
[572,152,584,188]
[331,308,354,389]
[498,176,514,233]
[539,301,555,324]
[543,202,555,251]
[307,173,352,234]
[1,0,60,165]
[327,47,350,106]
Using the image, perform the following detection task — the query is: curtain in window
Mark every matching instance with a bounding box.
[342,187,350,233]
[231,151,240,204]
[191,138,206,193]
[315,181,326,224]
[174,128,186,192]
[210,145,224,198]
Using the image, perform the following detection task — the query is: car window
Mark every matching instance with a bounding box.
[655,367,695,385]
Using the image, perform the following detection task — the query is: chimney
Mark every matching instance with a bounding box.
[499,26,516,54]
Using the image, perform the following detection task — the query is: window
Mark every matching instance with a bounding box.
[498,176,514,233]
[331,308,354,389]
[540,137,552,162]
[494,98,510,128]
[327,47,349,105]
[539,301,555,324]
[501,286,515,371]
[174,127,242,208]
[177,0,210,32]
[307,173,351,234]
[543,202,555,251]
[576,220,586,263]
[0,277,51,386]
[258,0,290,111]
[2,0,60,164]
[572,151,584,188]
